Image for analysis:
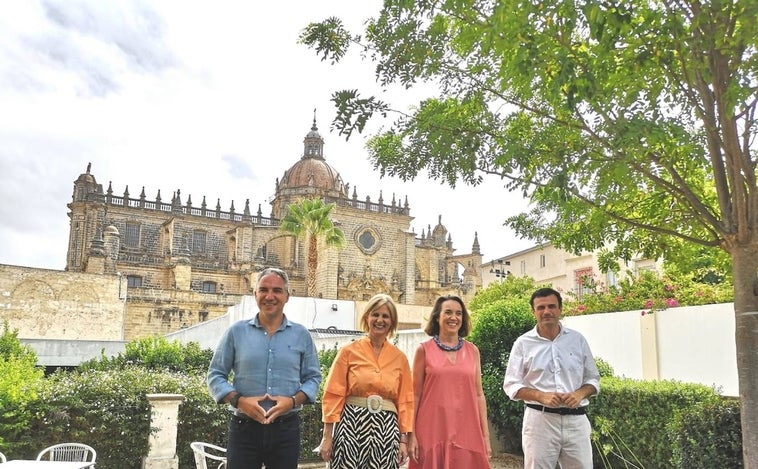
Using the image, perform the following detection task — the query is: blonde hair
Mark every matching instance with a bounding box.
[360,293,399,337]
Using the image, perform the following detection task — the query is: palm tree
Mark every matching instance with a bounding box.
[279,198,346,296]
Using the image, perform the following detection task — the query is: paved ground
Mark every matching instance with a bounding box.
[299,453,524,468]
[490,452,524,468]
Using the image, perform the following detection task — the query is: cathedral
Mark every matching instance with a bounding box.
[64,118,482,337]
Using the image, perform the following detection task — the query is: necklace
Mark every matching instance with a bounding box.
[433,335,464,352]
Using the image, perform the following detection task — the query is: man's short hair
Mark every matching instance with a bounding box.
[256,267,290,293]
[530,287,562,309]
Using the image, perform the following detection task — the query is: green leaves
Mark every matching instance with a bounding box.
[298,17,354,64]
[332,90,390,140]
[301,0,757,262]
[280,198,346,249]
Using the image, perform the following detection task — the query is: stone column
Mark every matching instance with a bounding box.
[640,313,660,380]
[142,393,185,469]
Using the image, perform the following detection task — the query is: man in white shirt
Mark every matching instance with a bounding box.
[503,287,600,469]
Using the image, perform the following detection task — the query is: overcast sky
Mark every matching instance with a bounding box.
[0,0,534,271]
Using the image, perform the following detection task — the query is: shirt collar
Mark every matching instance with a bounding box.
[250,313,290,331]
[526,322,566,339]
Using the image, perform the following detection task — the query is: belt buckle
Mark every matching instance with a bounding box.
[366,394,383,414]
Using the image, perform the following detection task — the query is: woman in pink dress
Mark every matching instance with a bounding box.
[408,295,492,469]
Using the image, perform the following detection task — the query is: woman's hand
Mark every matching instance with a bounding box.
[398,441,408,466]
[318,437,333,462]
[407,432,419,462]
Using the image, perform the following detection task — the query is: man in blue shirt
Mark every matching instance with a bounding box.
[208,267,322,469]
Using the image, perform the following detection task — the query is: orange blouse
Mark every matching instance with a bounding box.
[322,337,414,433]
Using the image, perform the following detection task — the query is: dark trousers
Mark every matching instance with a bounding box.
[226,413,301,469]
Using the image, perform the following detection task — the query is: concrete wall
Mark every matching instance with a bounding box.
[22,338,127,367]
[563,302,738,396]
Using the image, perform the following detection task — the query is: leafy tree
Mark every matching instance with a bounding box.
[0,322,43,453]
[279,198,346,296]
[0,321,37,365]
[301,1,758,463]
[467,274,537,313]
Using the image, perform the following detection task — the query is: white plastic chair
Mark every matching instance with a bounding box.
[0,450,6,463]
[191,441,227,469]
[36,443,96,466]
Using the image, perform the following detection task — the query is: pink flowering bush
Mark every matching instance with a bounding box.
[563,270,732,316]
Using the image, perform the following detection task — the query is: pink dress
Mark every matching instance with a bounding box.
[409,339,491,469]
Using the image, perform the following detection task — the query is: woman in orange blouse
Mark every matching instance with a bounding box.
[319,293,414,469]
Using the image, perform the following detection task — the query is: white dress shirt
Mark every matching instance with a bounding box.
[503,323,600,406]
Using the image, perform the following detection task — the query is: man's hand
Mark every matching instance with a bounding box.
[264,393,295,423]
[557,391,582,408]
[538,391,565,408]
[235,394,271,424]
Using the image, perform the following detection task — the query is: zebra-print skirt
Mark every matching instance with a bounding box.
[330,403,400,469]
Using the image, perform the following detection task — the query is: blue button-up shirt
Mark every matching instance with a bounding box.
[207,314,321,411]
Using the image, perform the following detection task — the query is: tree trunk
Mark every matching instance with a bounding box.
[307,234,318,297]
[733,243,758,468]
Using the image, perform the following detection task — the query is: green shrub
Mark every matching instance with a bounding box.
[468,294,534,452]
[468,275,537,313]
[591,377,721,468]
[0,322,44,455]
[669,398,742,468]
[20,366,227,469]
[595,357,614,378]
[0,321,38,365]
[299,343,341,461]
[79,336,213,374]
[563,269,733,316]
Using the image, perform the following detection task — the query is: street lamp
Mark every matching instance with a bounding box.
[490,260,511,282]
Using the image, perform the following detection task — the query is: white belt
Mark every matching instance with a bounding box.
[346,395,397,414]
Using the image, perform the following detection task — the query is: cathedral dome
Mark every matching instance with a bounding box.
[276,117,346,197]
[280,157,343,192]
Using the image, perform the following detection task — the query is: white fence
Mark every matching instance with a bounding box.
[168,299,740,397]
[562,302,738,396]
[313,303,739,397]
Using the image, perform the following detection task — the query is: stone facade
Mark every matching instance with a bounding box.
[42,117,482,340]
[0,264,124,340]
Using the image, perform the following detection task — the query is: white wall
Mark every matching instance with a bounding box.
[563,303,738,396]
[167,295,357,351]
[562,310,646,378]
[654,304,737,395]
[167,297,739,398]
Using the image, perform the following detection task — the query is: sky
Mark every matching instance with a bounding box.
[0,0,534,271]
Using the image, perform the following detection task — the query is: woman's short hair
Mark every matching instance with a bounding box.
[424,295,472,337]
[360,293,399,337]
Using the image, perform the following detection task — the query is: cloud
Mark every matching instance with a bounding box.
[0,0,535,272]
[221,154,256,181]
[43,0,175,71]
[0,0,176,97]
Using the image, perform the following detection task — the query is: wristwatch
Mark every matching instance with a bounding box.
[230,394,242,409]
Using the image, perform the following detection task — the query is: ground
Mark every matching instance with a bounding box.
[299,453,524,468]
[490,452,524,469]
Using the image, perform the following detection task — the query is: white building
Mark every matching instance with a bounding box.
[481,242,661,296]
